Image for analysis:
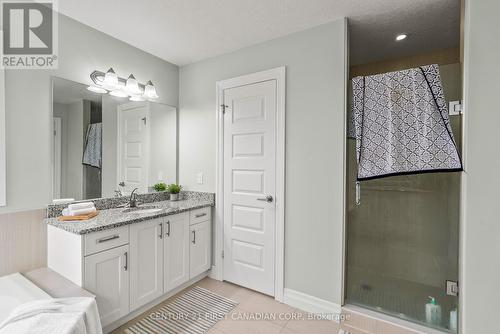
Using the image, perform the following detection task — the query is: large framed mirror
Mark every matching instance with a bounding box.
[52,77,177,201]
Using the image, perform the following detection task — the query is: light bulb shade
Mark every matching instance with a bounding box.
[109,89,128,98]
[130,95,145,102]
[104,68,118,88]
[87,86,107,94]
[143,80,159,99]
[126,74,142,95]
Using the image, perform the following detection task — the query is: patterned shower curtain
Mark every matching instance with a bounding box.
[348,64,462,180]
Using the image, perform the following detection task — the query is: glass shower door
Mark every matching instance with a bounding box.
[345,65,461,333]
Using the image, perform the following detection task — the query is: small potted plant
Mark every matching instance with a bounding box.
[167,184,182,201]
[153,182,167,192]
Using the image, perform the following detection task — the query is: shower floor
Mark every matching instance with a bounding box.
[346,267,457,333]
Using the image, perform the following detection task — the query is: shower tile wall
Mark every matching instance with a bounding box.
[346,63,461,332]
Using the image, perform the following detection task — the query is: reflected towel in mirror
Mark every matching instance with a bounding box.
[82,123,102,169]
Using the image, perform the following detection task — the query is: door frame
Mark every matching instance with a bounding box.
[214,66,286,302]
[53,117,62,199]
[116,102,150,194]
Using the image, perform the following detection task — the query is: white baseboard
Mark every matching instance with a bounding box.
[208,265,222,280]
[283,288,342,322]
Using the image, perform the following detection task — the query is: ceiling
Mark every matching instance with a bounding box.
[58,0,460,67]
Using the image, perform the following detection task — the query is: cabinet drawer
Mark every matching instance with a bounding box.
[85,226,129,256]
[190,207,211,225]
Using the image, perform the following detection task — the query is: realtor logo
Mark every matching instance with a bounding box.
[1,0,58,69]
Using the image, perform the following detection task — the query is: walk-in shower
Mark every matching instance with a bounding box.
[345,61,462,333]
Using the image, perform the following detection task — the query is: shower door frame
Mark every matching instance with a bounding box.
[342,66,465,334]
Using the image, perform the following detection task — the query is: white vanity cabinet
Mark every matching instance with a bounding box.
[129,217,164,311]
[163,212,190,292]
[47,206,212,330]
[189,208,212,278]
[84,244,130,326]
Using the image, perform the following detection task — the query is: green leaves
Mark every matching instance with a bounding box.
[166,183,182,194]
[153,182,167,192]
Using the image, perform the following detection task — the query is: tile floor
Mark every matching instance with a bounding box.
[111,277,340,334]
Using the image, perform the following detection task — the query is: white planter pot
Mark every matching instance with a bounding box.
[170,193,179,201]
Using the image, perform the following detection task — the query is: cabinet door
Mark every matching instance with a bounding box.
[164,212,190,292]
[190,220,211,278]
[129,218,163,311]
[84,244,129,327]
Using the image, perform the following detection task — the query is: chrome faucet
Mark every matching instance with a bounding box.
[129,188,139,208]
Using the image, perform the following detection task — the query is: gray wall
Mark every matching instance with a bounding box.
[53,103,68,198]
[462,0,500,332]
[179,19,347,304]
[64,100,84,200]
[101,95,121,198]
[1,13,178,213]
[149,103,177,186]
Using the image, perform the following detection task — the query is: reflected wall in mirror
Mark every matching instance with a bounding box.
[52,77,177,201]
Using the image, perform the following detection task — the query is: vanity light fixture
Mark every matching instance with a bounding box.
[109,89,128,98]
[89,69,160,100]
[103,68,119,87]
[87,86,107,94]
[143,81,159,99]
[130,95,146,102]
[126,74,142,95]
[395,33,408,41]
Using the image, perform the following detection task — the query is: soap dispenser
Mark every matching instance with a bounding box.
[425,296,442,326]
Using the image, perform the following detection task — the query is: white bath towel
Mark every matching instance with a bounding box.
[62,206,96,217]
[0,297,102,334]
[68,202,95,211]
[52,199,75,205]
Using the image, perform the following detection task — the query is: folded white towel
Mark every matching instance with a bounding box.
[52,198,75,205]
[62,206,96,217]
[68,202,95,211]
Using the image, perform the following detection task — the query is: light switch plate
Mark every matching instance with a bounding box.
[197,172,204,185]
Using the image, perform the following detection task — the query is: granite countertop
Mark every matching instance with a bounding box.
[45,198,214,235]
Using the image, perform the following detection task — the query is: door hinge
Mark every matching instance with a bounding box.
[221,250,224,259]
[446,280,459,296]
[449,101,463,116]
[221,104,228,114]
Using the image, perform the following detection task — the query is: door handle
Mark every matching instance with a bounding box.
[159,222,163,239]
[166,221,170,237]
[192,231,196,244]
[257,195,273,203]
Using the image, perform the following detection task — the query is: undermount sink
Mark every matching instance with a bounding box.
[122,206,163,214]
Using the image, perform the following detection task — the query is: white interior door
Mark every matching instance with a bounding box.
[223,80,277,296]
[117,102,149,194]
